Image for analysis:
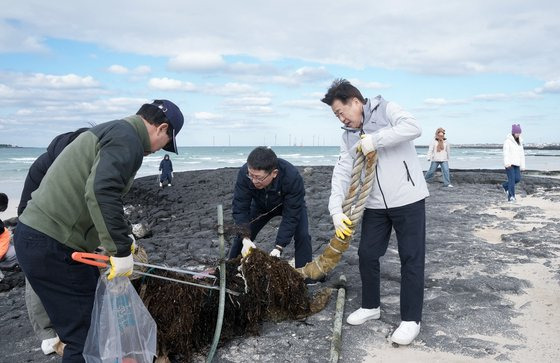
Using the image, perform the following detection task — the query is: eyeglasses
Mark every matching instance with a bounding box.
[246,171,272,183]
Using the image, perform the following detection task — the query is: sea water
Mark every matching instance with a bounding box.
[1,145,559,219]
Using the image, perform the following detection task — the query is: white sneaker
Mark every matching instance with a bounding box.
[168,183,171,186]
[508,197,516,203]
[391,321,421,345]
[41,336,60,355]
[446,184,453,188]
[159,182,163,187]
[346,307,380,325]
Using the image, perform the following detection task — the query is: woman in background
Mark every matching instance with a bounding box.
[425,127,452,188]
[502,124,525,202]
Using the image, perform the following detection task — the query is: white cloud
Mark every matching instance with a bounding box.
[133,65,151,75]
[0,72,107,111]
[282,99,324,110]
[148,77,196,91]
[224,97,271,106]
[194,111,223,120]
[223,105,275,116]
[107,64,128,74]
[5,1,558,78]
[168,53,226,72]
[349,79,391,90]
[108,64,151,76]
[535,79,560,94]
[292,67,331,82]
[17,73,100,89]
[423,98,467,106]
[0,21,47,53]
[473,93,510,101]
[203,82,257,96]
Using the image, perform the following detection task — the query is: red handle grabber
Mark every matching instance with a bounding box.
[71,252,109,268]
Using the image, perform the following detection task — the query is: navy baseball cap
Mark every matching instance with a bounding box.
[150,99,184,154]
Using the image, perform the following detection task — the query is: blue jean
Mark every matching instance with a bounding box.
[425,161,451,186]
[358,199,426,321]
[502,165,521,200]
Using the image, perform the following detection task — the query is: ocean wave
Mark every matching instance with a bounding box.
[277,153,301,157]
[297,155,326,159]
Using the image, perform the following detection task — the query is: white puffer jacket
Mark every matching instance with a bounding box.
[503,134,525,169]
[329,97,429,212]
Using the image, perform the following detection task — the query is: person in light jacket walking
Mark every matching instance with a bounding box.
[425,127,452,187]
[502,124,525,202]
[321,79,429,346]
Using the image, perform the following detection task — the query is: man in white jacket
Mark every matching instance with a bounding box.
[321,79,429,345]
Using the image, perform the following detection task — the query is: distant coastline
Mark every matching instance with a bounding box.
[0,144,21,148]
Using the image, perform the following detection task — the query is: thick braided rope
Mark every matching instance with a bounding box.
[341,152,377,226]
[297,151,377,279]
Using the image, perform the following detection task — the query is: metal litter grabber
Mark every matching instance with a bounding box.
[71,252,240,296]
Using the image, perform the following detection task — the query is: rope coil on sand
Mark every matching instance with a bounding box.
[297,151,377,280]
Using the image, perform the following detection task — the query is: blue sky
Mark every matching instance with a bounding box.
[0,0,559,147]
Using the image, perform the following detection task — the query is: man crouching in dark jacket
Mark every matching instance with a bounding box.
[229,147,314,275]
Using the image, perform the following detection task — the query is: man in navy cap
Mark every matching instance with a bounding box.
[15,99,184,362]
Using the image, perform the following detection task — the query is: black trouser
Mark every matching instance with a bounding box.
[358,199,426,321]
[14,222,99,363]
[160,171,172,184]
[228,205,312,268]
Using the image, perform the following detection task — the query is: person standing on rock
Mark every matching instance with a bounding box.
[159,154,174,187]
[229,147,316,283]
[14,99,184,362]
[502,124,525,203]
[17,127,88,356]
[321,79,429,345]
[424,127,453,187]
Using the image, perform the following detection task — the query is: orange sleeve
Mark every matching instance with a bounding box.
[0,229,11,259]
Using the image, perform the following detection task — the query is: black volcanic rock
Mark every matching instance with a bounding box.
[1,168,559,362]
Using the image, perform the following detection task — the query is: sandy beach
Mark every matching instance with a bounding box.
[1,167,559,362]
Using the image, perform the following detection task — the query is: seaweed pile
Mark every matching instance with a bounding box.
[135,249,330,362]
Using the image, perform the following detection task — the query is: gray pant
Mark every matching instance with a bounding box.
[0,245,18,269]
[25,278,57,341]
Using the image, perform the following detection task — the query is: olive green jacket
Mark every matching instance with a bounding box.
[20,116,151,257]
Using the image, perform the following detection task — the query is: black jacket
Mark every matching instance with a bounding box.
[159,159,173,175]
[232,158,306,247]
[18,128,89,216]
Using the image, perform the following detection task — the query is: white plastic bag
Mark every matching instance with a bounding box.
[83,275,157,363]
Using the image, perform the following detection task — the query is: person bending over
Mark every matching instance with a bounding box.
[229,147,318,283]
[14,99,184,362]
